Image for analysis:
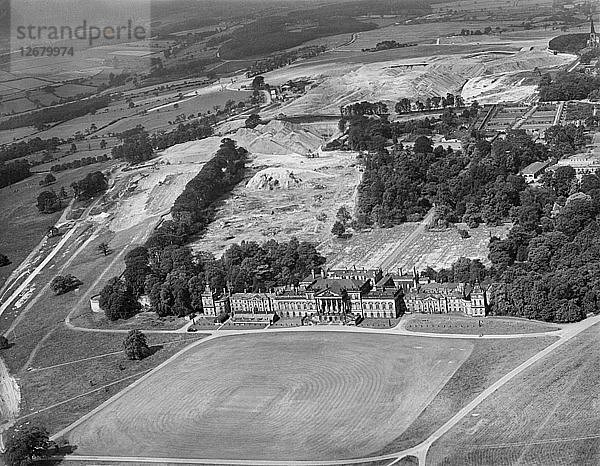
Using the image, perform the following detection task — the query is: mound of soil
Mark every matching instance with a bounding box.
[246,167,304,190]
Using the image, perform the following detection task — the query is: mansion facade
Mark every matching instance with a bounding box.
[201,267,490,322]
[404,281,487,317]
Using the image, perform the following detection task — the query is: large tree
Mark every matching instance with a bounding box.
[36,191,61,213]
[4,424,50,466]
[0,253,10,267]
[123,329,150,360]
[50,274,82,295]
[99,277,141,321]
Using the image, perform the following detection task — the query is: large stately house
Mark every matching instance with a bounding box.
[224,268,405,323]
[200,266,490,323]
[404,281,487,317]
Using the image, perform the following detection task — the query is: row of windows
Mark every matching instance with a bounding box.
[234,299,396,312]
[282,310,396,318]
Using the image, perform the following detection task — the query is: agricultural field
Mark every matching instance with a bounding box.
[62,332,473,461]
[52,83,98,99]
[339,20,516,52]
[0,126,37,145]
[325,223,510,273]
[426,324,600,465]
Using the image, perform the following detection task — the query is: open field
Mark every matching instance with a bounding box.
[73,311,187,332]
[324,223,510,272]
[427,324,600,465]
[402,314,561,336]
[0,161,115,286]
[104,136,223,234]
[0,126,37,145]
[18,329,205,434]
[374,335,557,456]
[64,332,473,461]
[0,97,37,115]
[339,21,516,52]
[52,83,98,99]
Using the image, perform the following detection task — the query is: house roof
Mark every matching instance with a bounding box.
[364,288,402,299]
[521,160,551,175]
[309,278,367,294]
[230,293,273,300]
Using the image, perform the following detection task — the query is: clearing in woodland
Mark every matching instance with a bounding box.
[62,332,473,462]
[324,223,510,272]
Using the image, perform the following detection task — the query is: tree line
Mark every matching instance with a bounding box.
[486,166,600,323]
[394,93,465,114]
[0,161,31,189]
[538,72,600,101]
[111,120,214,165]
[352,118,585,229]
[50,154,110,172]
[246,45,326,78]
[146,138,248,249]
[100,237,325,321]
[0,136,62,163]
[0,95,111,131]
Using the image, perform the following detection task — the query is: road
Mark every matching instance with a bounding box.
[52,314,600,465]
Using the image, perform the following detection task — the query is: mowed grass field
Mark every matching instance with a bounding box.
[426,324,600,465]
[403,314,560,336]
[64,332,474,461]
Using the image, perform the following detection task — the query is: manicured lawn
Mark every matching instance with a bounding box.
[63,332,473,462]
[403,314,560,335]
[17,331,205,435]
[375,336,558,455]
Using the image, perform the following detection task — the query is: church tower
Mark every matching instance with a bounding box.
[469,282,487,317]
[588,15,600,48]
[201,284,217,316]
